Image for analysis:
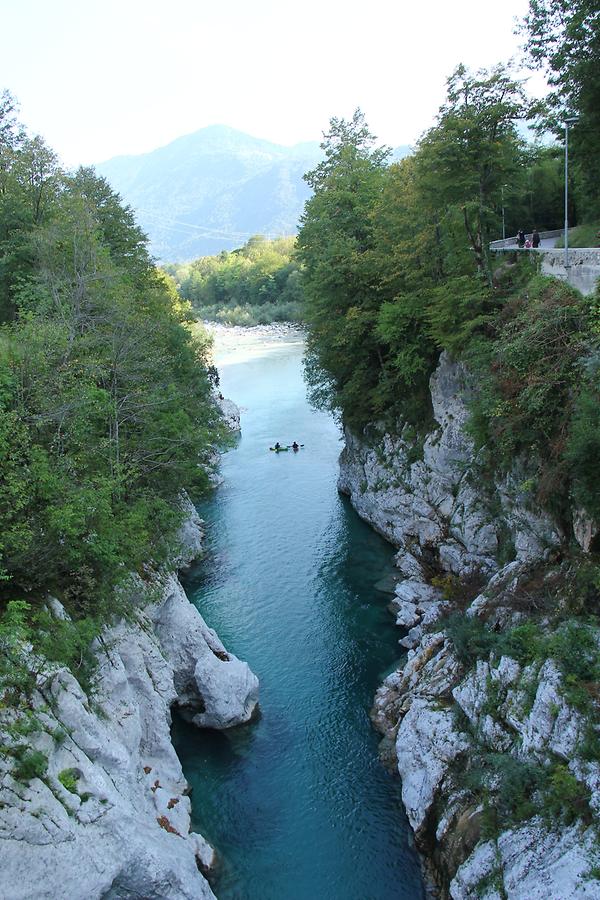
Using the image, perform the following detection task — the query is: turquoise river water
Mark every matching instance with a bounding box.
[172,329,425,900]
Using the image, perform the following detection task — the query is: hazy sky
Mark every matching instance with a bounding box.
[2,0,544,167]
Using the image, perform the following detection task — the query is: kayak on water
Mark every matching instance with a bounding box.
[269,444,305,452]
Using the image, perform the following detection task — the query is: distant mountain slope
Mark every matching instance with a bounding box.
[95,127,413,262]
[95,126,322,262]
[391,145,412,163]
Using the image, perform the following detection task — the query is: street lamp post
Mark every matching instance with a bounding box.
[564,117,579,269]
[501,185,506,241]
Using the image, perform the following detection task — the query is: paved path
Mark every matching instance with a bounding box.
[498,235,559,250]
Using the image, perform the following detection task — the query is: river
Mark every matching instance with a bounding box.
[172,326,425,900]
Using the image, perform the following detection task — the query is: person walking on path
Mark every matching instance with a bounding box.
[517,229,526,248]
[532,229,541,249]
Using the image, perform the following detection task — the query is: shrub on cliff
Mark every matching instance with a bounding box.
[566,376,600,521]
[467,276,596,517]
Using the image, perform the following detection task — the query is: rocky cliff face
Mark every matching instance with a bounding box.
[0,493,258,899]
[214,394,241,433]
[340,354,600,899]
[339,353,562,584]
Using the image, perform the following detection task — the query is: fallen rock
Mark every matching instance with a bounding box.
[150,575,259,729]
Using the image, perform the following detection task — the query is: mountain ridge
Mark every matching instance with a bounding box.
[95,125,410,262]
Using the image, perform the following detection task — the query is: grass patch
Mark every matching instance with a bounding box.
[445,613,542,668]
[544,765,592,826]
[12,749,48,783]
[555,222,600,248]
[464,753,592,838]
[58,768,79,794]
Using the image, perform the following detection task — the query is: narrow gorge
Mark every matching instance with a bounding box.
[171,327,425,899]
[2,323,600,899]
[2,5,599,890]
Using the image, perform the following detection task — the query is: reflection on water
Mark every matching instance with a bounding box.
[172,331,424,900]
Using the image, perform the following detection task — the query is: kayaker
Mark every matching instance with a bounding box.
[274,442,281,450]
[292,441,299,451]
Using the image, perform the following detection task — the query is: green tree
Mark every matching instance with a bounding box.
[522,1,600,218]
[297,110,392,425]
[0,98,61,321]
[415,64,527,280]
[69,167,149,277]
[0,117,224,607]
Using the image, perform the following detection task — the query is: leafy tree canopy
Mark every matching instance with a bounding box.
[0,99,225,634]
[522,0,600,215]
[165,235,304,325]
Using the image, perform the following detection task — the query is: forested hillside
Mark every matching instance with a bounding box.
[165,235,304,325]
[96,126,412,265]
[0,91,224,699]
[298,49,600,519]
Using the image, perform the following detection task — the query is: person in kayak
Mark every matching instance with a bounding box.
[291,441,299,451]
[274,442,281,450]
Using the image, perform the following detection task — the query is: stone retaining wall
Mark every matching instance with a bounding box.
[541,248,600,296]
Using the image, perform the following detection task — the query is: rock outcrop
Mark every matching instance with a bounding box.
[339,353,561,585]
[151,576,258,730]
[208,395,241,487]
[341,353,600,898]
[215,393,241,432]
[0,503,258,900]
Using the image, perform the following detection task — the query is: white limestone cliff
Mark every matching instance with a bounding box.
[0,495,258,900]
[342,353,600,899]
[214,393,241,432]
